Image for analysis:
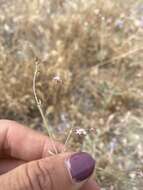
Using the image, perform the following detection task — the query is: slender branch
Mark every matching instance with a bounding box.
[99,47,143,67]
[63,125,74,153]
[33,58,58,154]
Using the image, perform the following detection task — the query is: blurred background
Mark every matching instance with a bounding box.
[0,0,143,189]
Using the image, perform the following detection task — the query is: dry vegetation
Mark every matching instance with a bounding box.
[0,0,143,189]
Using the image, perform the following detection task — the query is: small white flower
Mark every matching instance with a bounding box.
[53,76,60,81]
[115,19,124,29]
[75,128,87,135]
[53,76,62,83]
[136,169,143,177]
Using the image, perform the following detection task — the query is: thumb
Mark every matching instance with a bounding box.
[0,152,95,190]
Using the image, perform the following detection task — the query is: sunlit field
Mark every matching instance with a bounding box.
[0,0,143,189]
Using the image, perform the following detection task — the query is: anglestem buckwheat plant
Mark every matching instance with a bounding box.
[33,57,75,154]
[33,57,58,155]
[1,0,143,188]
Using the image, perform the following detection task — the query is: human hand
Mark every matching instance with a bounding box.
[0,120,100,190]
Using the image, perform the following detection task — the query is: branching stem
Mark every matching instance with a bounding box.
[33,58,58,154]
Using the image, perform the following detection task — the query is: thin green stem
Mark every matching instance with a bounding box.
[63,125,74,153]
[33,58,58,154]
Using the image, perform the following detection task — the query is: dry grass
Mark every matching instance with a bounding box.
[0,0,143,189]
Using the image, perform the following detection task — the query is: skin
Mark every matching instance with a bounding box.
[0,119,100,190]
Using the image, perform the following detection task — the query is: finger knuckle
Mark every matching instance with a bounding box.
[25,160,54,190]
[35,160,54,190]
[24,164,35,190]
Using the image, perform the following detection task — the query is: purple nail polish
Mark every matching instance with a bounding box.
[67,152,95,182]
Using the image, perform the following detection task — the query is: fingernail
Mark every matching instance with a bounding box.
[66,152,95,182]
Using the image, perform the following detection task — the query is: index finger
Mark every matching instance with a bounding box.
[0,120,64,161]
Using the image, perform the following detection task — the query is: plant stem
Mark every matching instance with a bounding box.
[33,58,58,154]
